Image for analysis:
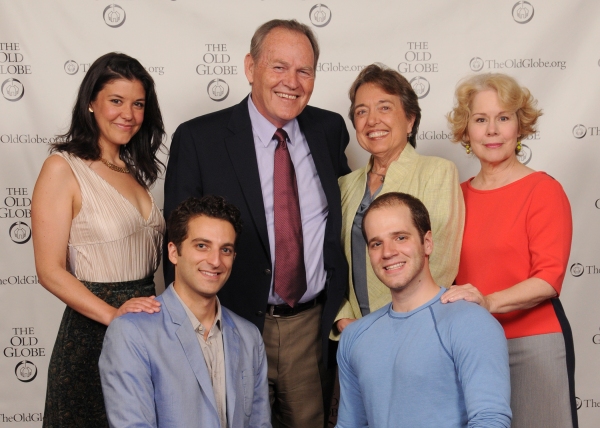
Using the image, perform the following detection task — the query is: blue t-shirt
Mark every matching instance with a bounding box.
[336,288,511,428]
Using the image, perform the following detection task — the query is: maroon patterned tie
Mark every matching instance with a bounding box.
[273,128,307,307]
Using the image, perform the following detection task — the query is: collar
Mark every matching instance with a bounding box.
[247,94,299,147]
[365,143,419,177]
[172,286,222,336]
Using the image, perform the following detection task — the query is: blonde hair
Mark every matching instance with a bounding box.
[446,73,542,151]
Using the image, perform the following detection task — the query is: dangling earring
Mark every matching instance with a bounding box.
[516,141,522,153]
[465,143,471,154]
[88,107,93,113]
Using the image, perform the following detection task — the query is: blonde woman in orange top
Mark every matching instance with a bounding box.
[443,73,577,428]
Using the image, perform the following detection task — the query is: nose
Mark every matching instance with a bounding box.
[486,119,498,135]
[282,70,299,90]
[381,240,398,260]
[206,248,221,268]
[120,104,134,120]
[366,109,380,126]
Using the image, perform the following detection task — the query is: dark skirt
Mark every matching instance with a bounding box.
[42,277,155,428]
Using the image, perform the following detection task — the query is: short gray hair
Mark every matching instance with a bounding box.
[249,19,320,69]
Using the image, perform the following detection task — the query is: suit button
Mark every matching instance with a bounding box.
[264,269,271,275]
[256,311,264,317]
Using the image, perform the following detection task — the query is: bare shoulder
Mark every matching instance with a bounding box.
[33,153,80,210]
[37,154,78,186]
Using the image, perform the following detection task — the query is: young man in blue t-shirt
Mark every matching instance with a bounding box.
[336,192,511,428]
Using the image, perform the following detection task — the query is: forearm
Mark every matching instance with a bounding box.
[486,277,557,314]
[37,266,117,325]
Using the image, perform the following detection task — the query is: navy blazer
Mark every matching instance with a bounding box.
[99,285,271,428]
[164,97,350,365]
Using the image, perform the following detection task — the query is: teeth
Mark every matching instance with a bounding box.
[201,271,218,277]
[276,93,298,99]
[368,131,389,138]
[385,262,405,270]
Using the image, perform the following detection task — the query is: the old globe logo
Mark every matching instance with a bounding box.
[9,221,31,244]
[15,360,37,382]
[207,78,229,102]
[64,60,79,75]
[517,143,532,165]
[309,4,332,28]
[410,76,430,99]
[103,4,126,28]
[570,263,584,277]
[470,57,484,72]
[1,78,24,102]
[512,1,534,24]
[573,124,587,139]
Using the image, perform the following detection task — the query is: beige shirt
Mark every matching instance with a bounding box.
[174,289,227,428]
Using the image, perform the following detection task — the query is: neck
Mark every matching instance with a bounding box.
[172,282,218,329]
[390,269,439,313]
[99,141,122,164]
[474,155,530,190]
[371,144,405,173]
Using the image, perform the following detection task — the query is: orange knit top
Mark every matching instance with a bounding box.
[455,172,572,339]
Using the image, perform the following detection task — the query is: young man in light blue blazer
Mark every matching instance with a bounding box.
[99,196,271,428]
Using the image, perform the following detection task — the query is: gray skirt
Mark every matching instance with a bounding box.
[508,332,575,428]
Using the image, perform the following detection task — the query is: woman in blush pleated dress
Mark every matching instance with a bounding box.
[32,52,166,428]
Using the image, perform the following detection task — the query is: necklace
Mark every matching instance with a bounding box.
[369,168,386,183]
[101,158,130,174]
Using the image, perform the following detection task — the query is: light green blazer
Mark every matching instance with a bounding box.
[331,144,465,340]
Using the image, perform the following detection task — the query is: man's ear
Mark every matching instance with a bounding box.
[244,53,255,85]
[167,242,179,266]
[423,230,433,256]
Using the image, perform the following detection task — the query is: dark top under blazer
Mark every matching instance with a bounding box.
[164,96,351,366]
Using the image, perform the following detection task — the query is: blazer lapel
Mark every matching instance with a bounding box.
[221,310,241,426]
[224,98,271,257]
[163,287,219,416]
[382,144,419,191]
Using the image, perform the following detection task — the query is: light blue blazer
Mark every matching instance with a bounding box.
[99,285,271,428]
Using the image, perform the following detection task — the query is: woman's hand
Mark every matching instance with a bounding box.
[111,296,161,322]
[336,318,357,333]
[441,284,492,312]
[441,278,557,314]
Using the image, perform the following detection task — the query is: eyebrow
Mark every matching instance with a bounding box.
[354,99,394,110]
[108,94,146,101]
[472,110,513,116]
[190,237,235,248]
[367,230,410,245]
[272,58,314,73]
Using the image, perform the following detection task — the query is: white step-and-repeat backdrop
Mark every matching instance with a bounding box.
[1,1,599,426]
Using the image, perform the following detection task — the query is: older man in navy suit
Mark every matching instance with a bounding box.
[100,196,271,428]
[164,19,350,428]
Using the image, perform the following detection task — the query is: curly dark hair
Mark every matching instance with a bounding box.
[51,52,166,188]
[167,195,244,255]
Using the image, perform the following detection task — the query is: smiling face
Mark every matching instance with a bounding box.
[244,27,315,128]
[353,83,415,162]
[364,204,432,293]
[467,89,520,165]
[89,78,145,152]
[168,215,236,302]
